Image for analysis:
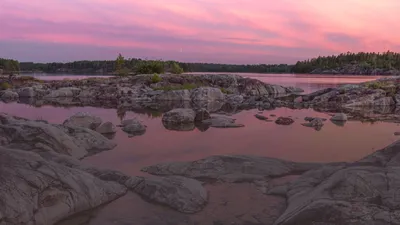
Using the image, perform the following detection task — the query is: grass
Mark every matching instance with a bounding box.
[0,82,11,90]
[153,83,198,91]
[151,73,162,83]
[220,87,232,94]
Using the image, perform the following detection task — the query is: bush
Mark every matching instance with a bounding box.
[0,82,11,90]
[220,87,231,94]
[365,82,385,89]
[151,73,162,83]
[136,60,165,74]
[170,62,184,74]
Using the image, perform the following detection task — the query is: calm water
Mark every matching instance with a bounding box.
[1,73,398,176]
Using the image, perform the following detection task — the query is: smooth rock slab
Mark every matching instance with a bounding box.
[126,176,208,213]
[96,122,116,134]
[191,87,225,102]
[0,147,126,225]
[63,112,103,130]
[202,115,244,128]
[162,108,196,124]
[142,155,323,183]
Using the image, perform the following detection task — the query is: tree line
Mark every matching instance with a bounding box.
[5,51,400,75]
[292,51,400,73]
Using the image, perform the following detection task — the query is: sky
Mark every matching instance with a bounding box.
[1,0,400,64]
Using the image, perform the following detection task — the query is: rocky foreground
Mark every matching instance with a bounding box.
[1,111,400,225]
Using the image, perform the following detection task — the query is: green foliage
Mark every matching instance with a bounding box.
[0,82,11,90]
[220,87,231,94]
[136,60,165,74]
[116,68,130,76]
[292,51,400,74]
[115,53,125,71]
[170,62,184,74]
[153,83,198,91]
[0,58,19,73]
[151,73,162,83]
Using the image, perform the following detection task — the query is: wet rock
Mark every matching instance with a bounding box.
[286,86,304,93]
[126,176,208,213]
[44,87,81,98]
[394,132,400,136]
[202,115,244,128]
[394,94,400,105]
[225,94,244,105]
[255,114,268,121]
[301,118,324,130]
[96,122,116,134]
[63,112,103,130]
[304,117,327,122]
[162,108,196,124]
[191,87,225,102]
[0,147,126,225]
[194,108,210,122]
[142,155,324,183]
[163,121,195,131]
[275,117,294,125]
[330,113,348,121]
[17,87,36,97]
[0,90,19,101]
[0,113,116,159]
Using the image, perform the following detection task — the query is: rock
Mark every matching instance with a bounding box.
[162,121,195,131]
[155,90,191,101]
[162,108,196,124]
[121,120,146,135]
[304,117,327,122]
[286,86,304,93]
[394,94,400,105]
[63,112,103,130]
[0,113,116,159]
[194,108,210,122]
[142,155,324,183]
[96,122,116,134]
[394,132,400,136]
[44,87,81,98]
[270,114,277,117]
[0,90,19,100]
[202,115,244,128]
[0,147,126,225]
[301,118,324,130]
[294,96,303,103]
[275,117,294,125]
[17,87,36,97]
[373,96,395,106]
[126,176,207,213]
[226,94,244,105]
[330,113,348,121]
[302,88,335,102]
[255,114,268,121]
[191,87,225,102]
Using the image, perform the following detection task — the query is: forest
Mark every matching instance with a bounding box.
[3,51,400,75]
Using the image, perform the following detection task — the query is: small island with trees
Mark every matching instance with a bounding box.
[1,51,400,76]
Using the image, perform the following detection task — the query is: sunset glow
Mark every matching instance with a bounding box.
[1,0,399,63]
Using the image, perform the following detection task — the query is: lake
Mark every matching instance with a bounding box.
[1,73,396,177]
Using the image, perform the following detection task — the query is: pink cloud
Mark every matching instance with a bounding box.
[1,0,399,63]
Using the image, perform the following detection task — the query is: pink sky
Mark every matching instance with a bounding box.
[1,0,400,64]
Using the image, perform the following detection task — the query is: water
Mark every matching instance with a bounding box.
[0,73,397,176]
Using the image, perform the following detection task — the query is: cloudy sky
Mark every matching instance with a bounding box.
[1,0,399,64]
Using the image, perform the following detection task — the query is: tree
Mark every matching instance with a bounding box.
[170,62,184,74]
[115,53,125,71]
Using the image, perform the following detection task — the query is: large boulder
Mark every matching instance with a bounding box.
[0,113,116,159]
[17,87,36,97]
[96,122,116,134]
[126,176,208,213]
[63,112,103,130]
[0,147,126,225]
[44,87,81,98]
[121,119,146,135]
[162,108,196,124]
[330,113,348,121]
[0,90,19,101]
[191,87,225,102]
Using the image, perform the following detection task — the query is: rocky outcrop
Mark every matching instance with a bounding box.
[125,176,208,213]
[191,87,225,102]
[63,112,103,130]
[45,87,81,98]
[17,87,36,97]
[0,113,116,159]
[0,147,127,225]
[154,90,191,101]
[162,108,196,124]
[0,89,19,101]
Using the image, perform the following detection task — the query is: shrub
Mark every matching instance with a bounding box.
[136,60,165,74]
[170,62,184,74]
[151,73,162,83]
[0,82,11,90]
[220,87,231,94]
[365,82,384,89]
[116,68,130,76]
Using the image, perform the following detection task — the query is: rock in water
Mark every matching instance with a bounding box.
[330,113,348,121]
[121,119,146,135]
[162,108,196,124]
[126,176,208,213]
[194,108,211,121]
[275,117,294,125]
[63,112,103,130]
[17,87,36,97]
[96,121,116,134]
[254,114,268,121]
[202,115,244,128]
[0,90,19,101]
[0,147,126,225]
[191,87,225,102]
[304,117,327,122]
[0,113,116,158]
[301,118,324,130]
